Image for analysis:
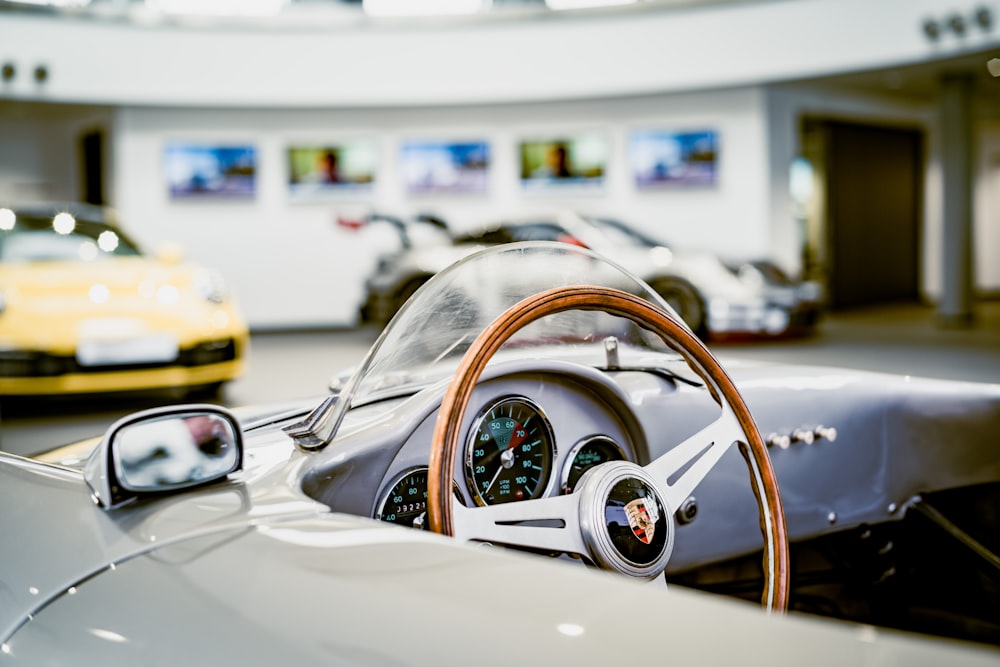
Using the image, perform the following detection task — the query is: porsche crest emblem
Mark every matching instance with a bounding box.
[625,497,657,544]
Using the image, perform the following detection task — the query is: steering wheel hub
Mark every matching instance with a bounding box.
[578,462,674,579]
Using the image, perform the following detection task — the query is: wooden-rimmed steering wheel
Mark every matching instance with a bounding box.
[427,285,789,612]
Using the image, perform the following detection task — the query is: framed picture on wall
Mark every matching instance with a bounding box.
[518,133,608,191]
[400,140,490,195]
[628,129,718,188]
[164,143,257,200]
[287,141,378,201]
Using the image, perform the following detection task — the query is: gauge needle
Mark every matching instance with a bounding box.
[484,444,519,497]
[483,422,525,497]
[483,464,504,497]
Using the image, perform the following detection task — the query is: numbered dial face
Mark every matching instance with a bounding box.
[563,436,626,494]
[466,397,555,506]
[375,468,431,530]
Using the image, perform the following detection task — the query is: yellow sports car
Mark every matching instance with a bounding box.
[0,203,248,396]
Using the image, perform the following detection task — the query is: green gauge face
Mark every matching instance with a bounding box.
[563,436,625,494]
[466,397,555,506]
[375,468,430,530]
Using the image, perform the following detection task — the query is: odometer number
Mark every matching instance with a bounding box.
[375,468,431,530]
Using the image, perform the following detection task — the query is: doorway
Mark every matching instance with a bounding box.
[801,119,923,310]
[78,127,105,206]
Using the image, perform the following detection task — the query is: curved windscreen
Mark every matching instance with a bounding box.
[0,211,142,263]
[290,242,688,448]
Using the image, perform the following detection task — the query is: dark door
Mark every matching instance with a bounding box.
[818,121,922,309]
[79,128,105,205]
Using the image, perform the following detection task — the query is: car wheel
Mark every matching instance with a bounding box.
[651,278,706,338]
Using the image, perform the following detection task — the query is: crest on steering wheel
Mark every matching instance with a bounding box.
[625,497,656,544]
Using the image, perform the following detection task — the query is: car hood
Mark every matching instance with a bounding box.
[0,426,322,644]
[6,512,999,666]
[595,244,756,300]
[404,242,480,274]
[0,258,195,304]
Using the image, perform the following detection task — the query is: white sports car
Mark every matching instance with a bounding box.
[360,212,823,339]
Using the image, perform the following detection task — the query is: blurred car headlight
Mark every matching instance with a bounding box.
[766,287,799,308]
[708,297,730,319]
[797,281,824,303]
[763,307,791,334]
[194,269,230,305]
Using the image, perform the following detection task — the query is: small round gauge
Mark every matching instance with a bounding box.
[562,436,626,494]
[375,468,431,530]
[466,397,555,506]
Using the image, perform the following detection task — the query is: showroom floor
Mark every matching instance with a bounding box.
[713,299,1000,384]
[1,300,998,458]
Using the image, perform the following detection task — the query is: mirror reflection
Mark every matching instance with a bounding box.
[115,412,239,491]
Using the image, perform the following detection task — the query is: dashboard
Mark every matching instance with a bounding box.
[371,372,641,530]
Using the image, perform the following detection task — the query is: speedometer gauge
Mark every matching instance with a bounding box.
[466,397,555,506]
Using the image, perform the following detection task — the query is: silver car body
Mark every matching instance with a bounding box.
[1,243,997,664]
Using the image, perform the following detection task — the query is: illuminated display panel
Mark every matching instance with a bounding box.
[519,133,608,191]
[629,129,718,188]
[401,140,490,195]
[164,144,257,200]
[287,141,378,201]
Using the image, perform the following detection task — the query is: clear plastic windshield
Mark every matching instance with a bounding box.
[293,242,687,448]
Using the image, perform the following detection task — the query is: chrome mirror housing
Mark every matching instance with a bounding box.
[84,405,243,509]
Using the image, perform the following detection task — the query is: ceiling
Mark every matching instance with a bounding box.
[2,0,997,112]
[785,48,1000,109]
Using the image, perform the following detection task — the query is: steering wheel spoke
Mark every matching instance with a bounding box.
[451,493,587,555]
[645,407,743,510]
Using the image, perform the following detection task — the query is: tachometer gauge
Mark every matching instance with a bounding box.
[375,468,431,530]
[562,436,626,494]
[466,397,555,506]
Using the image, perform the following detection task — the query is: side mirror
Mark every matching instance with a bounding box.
[85,405,243,509]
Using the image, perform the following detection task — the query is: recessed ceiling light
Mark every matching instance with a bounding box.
[6,0,91,7]
[545,0,636,10]
[149,0,289,17]
[363,0,490,17]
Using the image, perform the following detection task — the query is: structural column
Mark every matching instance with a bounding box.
[938,72,976,327]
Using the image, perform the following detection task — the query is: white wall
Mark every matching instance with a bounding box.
[977,120,1000,295]
[0,104,112,203]
[111,87,771,328]
[6,82,996,328]
[2,0,997,325]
